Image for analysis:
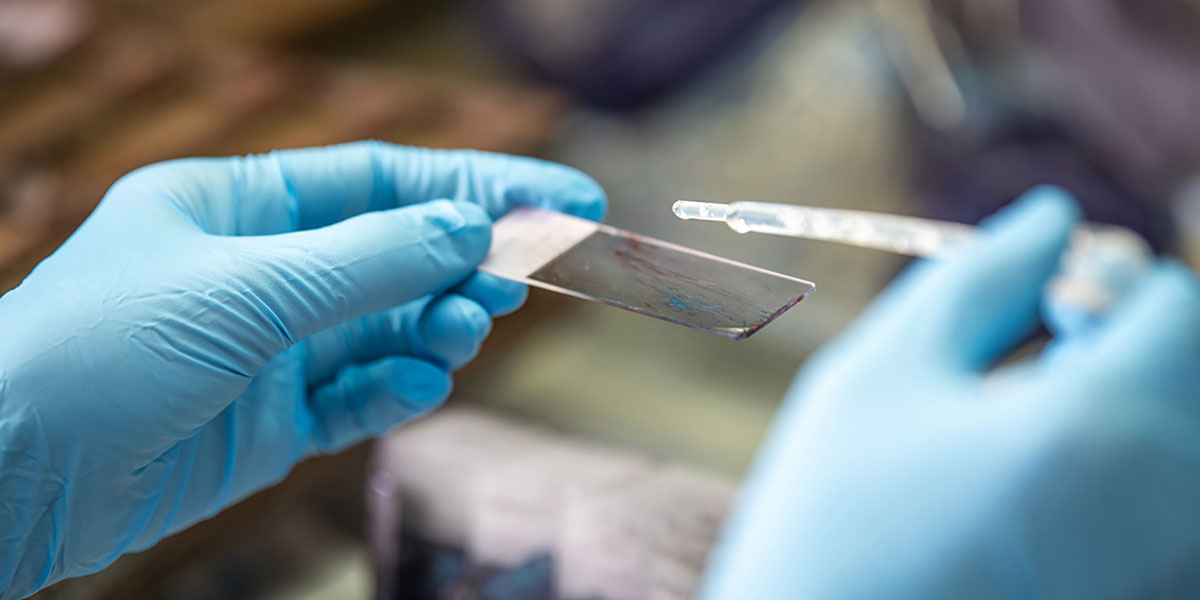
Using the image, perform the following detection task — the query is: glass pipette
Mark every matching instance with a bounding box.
[673,200,977,257]
[672,200,1153,319]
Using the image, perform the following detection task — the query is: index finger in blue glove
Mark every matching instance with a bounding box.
[117,141,607,236]
[860,187,1079,373]
[224,199,492,348]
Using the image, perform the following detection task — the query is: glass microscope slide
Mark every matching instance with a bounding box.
[480,207,815,339]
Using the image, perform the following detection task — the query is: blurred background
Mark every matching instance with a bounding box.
[2,0,1198,598]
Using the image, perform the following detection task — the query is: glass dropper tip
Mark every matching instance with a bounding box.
[672,200,732,222]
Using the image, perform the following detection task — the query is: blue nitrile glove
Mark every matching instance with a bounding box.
[702,187,1200,599]
[0,141,605,599]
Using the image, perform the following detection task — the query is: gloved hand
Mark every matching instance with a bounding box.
[702,187,1200,599]
[0,141,605,599]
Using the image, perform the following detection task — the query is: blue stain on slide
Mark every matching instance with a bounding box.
[668,297,692,311]
[668,296,720,313]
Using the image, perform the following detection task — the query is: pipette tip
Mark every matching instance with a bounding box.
[672,200,731,222]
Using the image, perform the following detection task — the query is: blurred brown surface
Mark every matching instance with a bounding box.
[0,13,567,292]
[1,1,574,598]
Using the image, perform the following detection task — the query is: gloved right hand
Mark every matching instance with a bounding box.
[702,188,1200,599]
[0,141,606,599]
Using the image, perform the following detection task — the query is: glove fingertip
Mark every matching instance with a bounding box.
[981,186,1081,236]
[561,172,608,222]
[456,296,493,340]
[489,282,529,316]
[499,156,608,222]
[420,199,492,265]
[892,186,1082,371]
[457,272,529,316]
[417,294,493,369]
[390,359,452,410]
[954,186,1080,286]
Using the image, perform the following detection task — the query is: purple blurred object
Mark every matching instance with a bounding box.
[917,114,1172,252]
[909,0,1200,252]
[480,0,799,109]
[1023,0,1200,189]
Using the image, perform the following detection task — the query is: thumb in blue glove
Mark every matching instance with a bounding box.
[702,187,1200,599]
[0,141,606,599]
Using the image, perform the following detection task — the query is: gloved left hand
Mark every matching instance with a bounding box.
[0,141,606,599]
